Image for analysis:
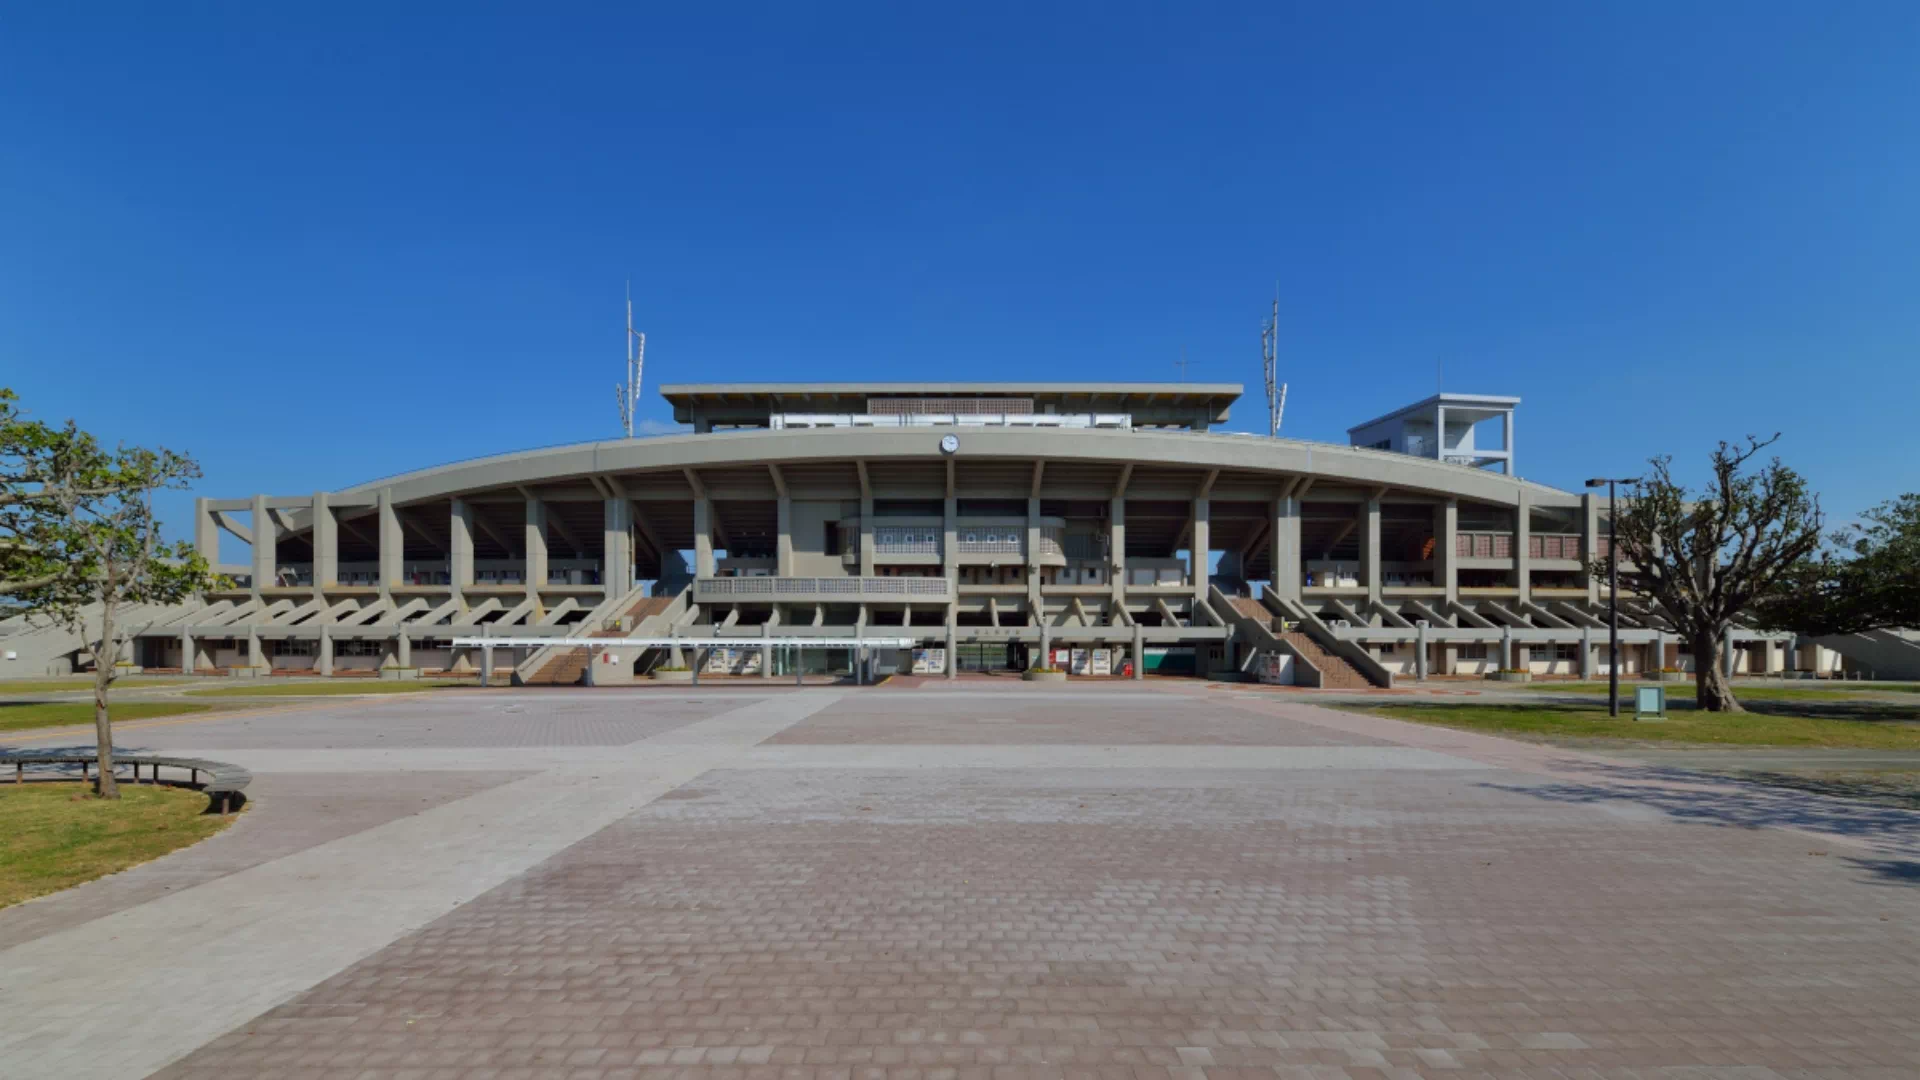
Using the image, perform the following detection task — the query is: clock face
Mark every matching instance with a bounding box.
[939,434,960,454]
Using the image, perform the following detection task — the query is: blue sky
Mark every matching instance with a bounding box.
[4,3,1917,544]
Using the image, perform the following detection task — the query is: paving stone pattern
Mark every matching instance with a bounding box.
[156,717,1920,1078]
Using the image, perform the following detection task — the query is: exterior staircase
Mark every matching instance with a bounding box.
[1278,631,1377,690]
[513,586,690,686]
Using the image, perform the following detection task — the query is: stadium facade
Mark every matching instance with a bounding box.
[2,382,1873,685]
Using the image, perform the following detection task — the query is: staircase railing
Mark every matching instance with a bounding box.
[1268,594,1395,688]
[510,583,673,685]
[1206,585,1326,687]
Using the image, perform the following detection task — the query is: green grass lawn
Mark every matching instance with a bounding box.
[1356,699,1920,749]
[183,680,483,698]
[0,782,236,907]
[1498,681,1920,702]
[0,678,193,695]
[0,701,212,734]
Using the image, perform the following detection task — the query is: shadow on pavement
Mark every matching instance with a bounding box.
[1479,759,1920,884]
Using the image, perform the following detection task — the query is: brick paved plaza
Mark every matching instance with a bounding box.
[3,684,1918,1079]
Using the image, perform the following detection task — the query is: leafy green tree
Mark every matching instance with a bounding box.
[1609,435,1822,713]
[1755,494,1920,637]
[2,389,219,798]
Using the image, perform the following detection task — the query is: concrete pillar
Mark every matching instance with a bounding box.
[1415,622,1429,680]
[1503,411,1515,475]
[1581,492,1601,604]
[858,493,875,577]
[524,497,549,603]
[1027,497,1043,611]
[250,493,275,595]
[761,622,774,681]
[1515,491,1532,603]
[1362,496,1381,605]
[450,498,475,604]
[1109,495,1127,610]
[1443,642,1458,676]
[178,629,193,674]
[693,497,716,578]
[1722,635,1736,679]
[317,626,333,676]
[312,492,337,596]
[1191,496,1210,600]
[377,487,403,598]
[1270,494,1301,602]
[246,629,264,671]
[1038,622,1051,672]
[397,632,412,669]
[1653,630,1666,676]
[1439,498,1459,602]
[776,496,794,576]
[1581,626,1594,679]
[1132,621,1145,680]
[945,618,957,681]
[194,497,219,568]
[1501,624,1513,672]
[603,497,633,599]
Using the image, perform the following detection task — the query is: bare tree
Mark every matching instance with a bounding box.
[1608,435,1822,713]
[3,388,219,798]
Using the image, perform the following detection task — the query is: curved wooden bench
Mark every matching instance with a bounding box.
[0,751,251,813]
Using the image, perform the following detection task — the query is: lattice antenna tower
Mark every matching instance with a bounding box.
[616,282,646,438]
[1261,289,1287,437]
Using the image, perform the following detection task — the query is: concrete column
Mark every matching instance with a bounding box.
[1362,496,1380,605]
[312,492,337,596]
[250,493,275,595]
[1581,626,1594,679]
[450,498,475,604]
[859,493,875,577]
[317,626,333,676]
[1026,497,1043,612]
[178,629,193,674]
[377,488,403,598]
[1501,624,1513,672]
[1581,492,1601,604]
[1722,635,1736,679]
[1443,642,1457,676]
[1653,630,1667,676]
[397,632,412,669]
[1270,494,1301,602]
[602,497,633,599]
[1440,499,1459,602]
[1109,496,1127,610]
[693,497,716,578]
[945,617,956,681]
[1415,622,1429,680]
[246,628,264,671]
[761,622,774,681]
[942,495,959,586]
[1503,411,1515,475]
[1515,491,1532,603]
[194,497,219,568]
[1038,622,1050,672]
[1191,497,1210,600]
[1435,405,1448,461]
[776,496,794,576]
[1132,621,1145,680]
[524,497,549,603]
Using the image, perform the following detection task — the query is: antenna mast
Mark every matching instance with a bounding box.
[615,283,646,438]
[1261,289,1287,437]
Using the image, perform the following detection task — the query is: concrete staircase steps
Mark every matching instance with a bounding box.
[523,648,590,686]
[1279,631,1376,690]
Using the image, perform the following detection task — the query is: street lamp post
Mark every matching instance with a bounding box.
[1585,477,1638,717]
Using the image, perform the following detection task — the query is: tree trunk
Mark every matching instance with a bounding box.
[1694,630,1742,713]
[93,605,120,799]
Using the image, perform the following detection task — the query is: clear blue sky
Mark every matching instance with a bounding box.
[5,3,1916,544]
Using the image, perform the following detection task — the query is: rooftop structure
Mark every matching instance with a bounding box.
[664,383,1241,432]
[1348,393,1520,474]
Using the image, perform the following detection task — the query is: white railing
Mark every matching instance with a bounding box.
[695,576,952,600]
